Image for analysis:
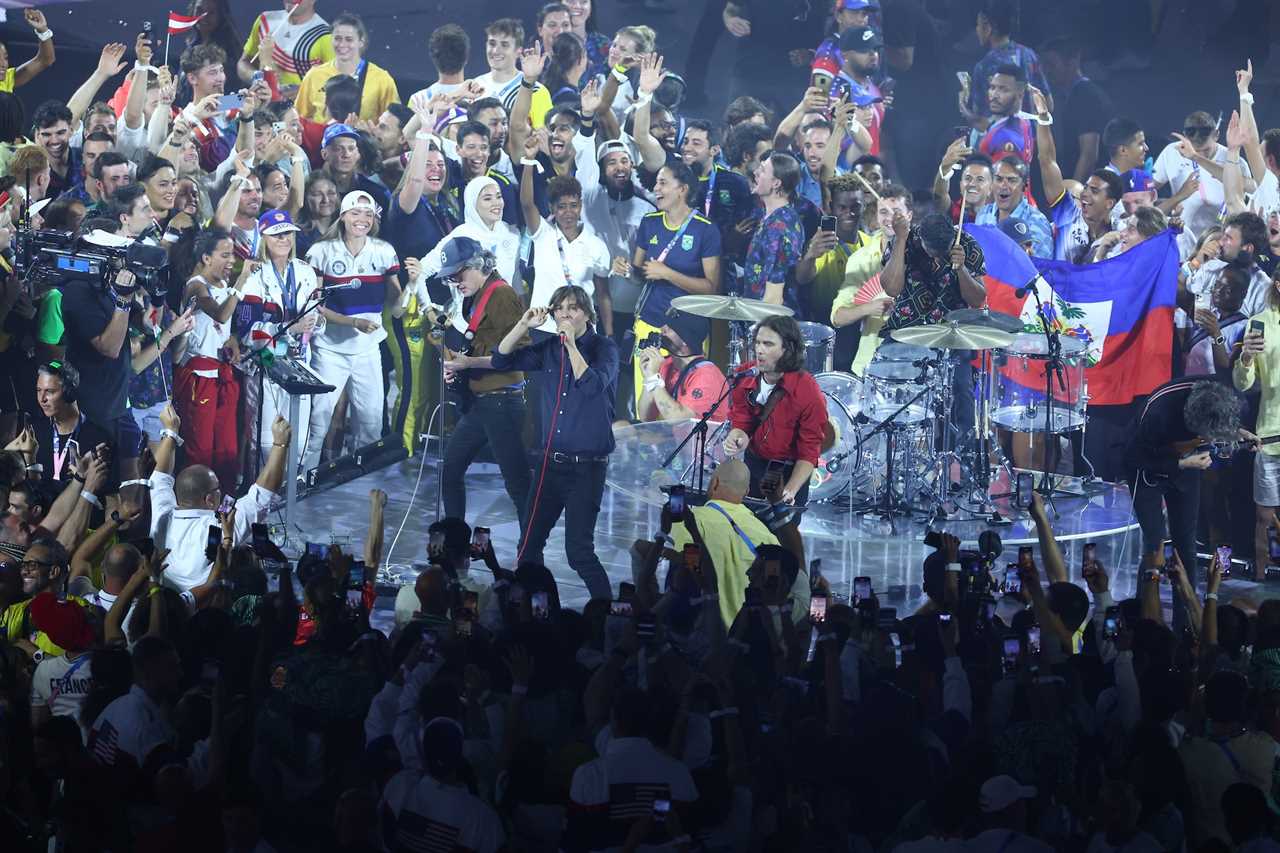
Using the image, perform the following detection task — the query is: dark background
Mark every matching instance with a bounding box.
[4,1,1279,184]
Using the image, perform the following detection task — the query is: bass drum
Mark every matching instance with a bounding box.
[809,372,862,503]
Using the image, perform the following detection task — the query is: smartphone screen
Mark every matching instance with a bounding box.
[1083,542,1097,568]
[1004,565,1022,594]
[1217,545,1233,570]
[610,600,633,617]
[652,798,671,821]
[471,527,490,560]
[1027,626,1042,656]
[809,594,827,623]
[1163,540,1175,563]
[820,214,838,232]
[1103,605,1120,640]
[1018,546,1033,570]
[853,576,872,603]
[218,494,235,515]
[682,544,700,572]
[1251,319,1266,337]
[667,485,685,516]
[346,588,364,608]
[531,591,549,620]
[1002,637,1021,674]
[1016,473,1034,509]
[305,541,326,558]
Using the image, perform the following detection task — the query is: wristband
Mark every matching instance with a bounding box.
[1241,93,1255,105]
[119,479,151,489]
[134,62,156,74]
[73,472,86,483]
[160,428,185,446]
[35,29,53,42]
[413,130,435,143]
[938,163,957,182]
[945,562,962,573]
[612,65,629,83]
[643,374,663,392]
[634,92,653,107]
[229,175,252,188]
[511,684,528,696]
[290,156,307,165]
[272,442,288,447]
[1205,592,1220,601]
[519,157,544,173]
[80,491,102,508]
[520,78,536,90]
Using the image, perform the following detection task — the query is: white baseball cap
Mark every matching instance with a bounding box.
[980,775,1037,813]
[339,190,379,216]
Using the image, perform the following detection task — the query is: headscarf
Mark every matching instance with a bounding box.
[426,175,521,291]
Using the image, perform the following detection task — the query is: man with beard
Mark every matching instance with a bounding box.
[583,140,656,419]
[933,150,995,225]
[447,121,518,227]
[1182,212,1273,322]
[31,101,77,200]
[469,97,514,181]
[637,308,726,422]
[830,27,885,156]
[318,123,389,220]
[681,118,754,273]
[369,103,413,189]
[975,157,1052,257]
[1032,88,1125,263]
[976,64,1036,168]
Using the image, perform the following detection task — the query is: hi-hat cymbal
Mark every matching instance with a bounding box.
[945,307,1024,333]
[890,322,1015,350]
[670,294,795,322]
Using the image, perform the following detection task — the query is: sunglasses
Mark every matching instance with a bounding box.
[1183,126,1214,139]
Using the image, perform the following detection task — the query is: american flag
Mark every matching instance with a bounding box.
[608,782,671,822]
[89,720,120,766]
[391,809,461,853]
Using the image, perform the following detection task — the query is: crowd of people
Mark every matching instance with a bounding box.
[1,0,1280,850]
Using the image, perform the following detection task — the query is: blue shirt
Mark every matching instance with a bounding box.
[384,194,461,305]
[1048,191,1093,263]
[689,164,753,241]
[634,211,722,328]
[491,332,619,456]
[968,41,1051,116]
[975,196,1054,259]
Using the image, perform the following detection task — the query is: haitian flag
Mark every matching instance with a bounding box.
[965,224,1179,407]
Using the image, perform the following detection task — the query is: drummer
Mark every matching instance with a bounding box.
[880,212,988,434]
[637,308,728,422]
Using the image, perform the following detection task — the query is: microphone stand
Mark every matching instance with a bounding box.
[1022,276,1070,511]
[661,368,751,494]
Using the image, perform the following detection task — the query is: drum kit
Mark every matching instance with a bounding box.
[669,293,1093,523]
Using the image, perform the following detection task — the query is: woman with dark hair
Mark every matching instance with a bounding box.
[564,0,609,85]
[724,314,828,509]
[626,161,722,409]
[542,32,587,107]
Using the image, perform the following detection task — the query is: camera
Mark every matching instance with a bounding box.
[13,227,170,301]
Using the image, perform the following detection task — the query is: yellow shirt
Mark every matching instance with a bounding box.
[1,595,92,657]
[829,232,886,375]
[668,501,778,628]
[294,60,401,124]
[241,11,335,88]
[0,68,16,93]
[529,84,552,129]
[1234,307,1280,455]
[806,231,871,328]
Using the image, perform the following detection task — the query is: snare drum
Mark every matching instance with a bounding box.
[808,372,862,503]
[989,333,1088,433]
[859,343,936,423]
[798,321,835,374]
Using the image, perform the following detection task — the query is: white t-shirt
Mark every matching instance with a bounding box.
[1184,312,1247,377]
[410,81,465,106]
[32,652,94,736]
[181,275,236,378]
[381,771,504,853]
[1249,168,1280,222]
[582,179,655,315]
[89,685,210,785]
[474,71,522,105]
[528,221,610,332]
[1153,141,1254,238]
[306,237,400,355]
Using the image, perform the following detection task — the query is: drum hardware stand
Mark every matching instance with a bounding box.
[966,348,1014,520]
[662,369,750,493]
[847,384,934,529]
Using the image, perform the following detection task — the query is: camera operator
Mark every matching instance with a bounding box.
[57,227,148,498]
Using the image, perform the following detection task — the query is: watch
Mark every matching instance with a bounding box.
[1213,334,1226,346]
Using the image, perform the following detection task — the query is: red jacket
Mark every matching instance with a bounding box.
[729,366,828,467]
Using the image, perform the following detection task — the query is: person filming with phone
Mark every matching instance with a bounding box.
[1236,290,1280,580]
[147,402,292,592]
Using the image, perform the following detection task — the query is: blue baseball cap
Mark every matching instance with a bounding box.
[257,208,300,236]
[322,122,360,148]
[837,0,880,10]
[849,89,883,108]
[437,236,488,278]
[1121,169,1156,194]
[999,217,1034,245]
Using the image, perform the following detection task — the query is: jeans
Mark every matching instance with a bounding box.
[521,458,611,600]
[442,392,532,530]
[1132,469,1201,631]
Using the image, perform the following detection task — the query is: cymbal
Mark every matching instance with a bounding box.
[945,307,1024,333]
[890,322,1014,351]
[670,294,795,322]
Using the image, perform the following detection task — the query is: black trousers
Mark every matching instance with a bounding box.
[1131,469,1201,631]
[442,392,532,530]
[521,458,611,601]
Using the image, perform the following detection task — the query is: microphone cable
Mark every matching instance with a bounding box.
[517,339,568,564]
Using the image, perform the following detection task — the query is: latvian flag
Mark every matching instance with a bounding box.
[168,11,203,35]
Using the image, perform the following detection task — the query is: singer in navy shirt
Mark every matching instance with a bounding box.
[493,285,619,600]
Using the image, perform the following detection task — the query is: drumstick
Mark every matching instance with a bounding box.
[850,170,881,203]
[954,195,967,248]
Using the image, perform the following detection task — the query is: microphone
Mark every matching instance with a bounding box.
[321,281,363,291]
[731,364,759,378]
[1014,275,1041,299]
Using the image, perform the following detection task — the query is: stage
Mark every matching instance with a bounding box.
[283,421,1275,617]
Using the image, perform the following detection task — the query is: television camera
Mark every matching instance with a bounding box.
[13,226,170,301]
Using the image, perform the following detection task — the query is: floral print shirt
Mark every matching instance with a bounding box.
[742,204,805,314]
[881,228,986,332]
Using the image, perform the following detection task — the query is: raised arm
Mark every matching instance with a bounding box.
[11,9,55,89]
[774,88,826,153]
[519,132,545,233]
[67,43,125,131]
[365,489,387,570]
[1236,60,1267,188]
[1030,86,1065,205]
[105,565,150,645]
[213,153,251,231]
[881,212,910,297]
[121,33,152,133]
[254,417,293,495]
[631,53,669,173]
[1028,494,1068,584]
[507,43,546,161]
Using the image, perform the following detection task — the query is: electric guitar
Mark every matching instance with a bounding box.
[1173,434,1280,463]
[419,302,476,412]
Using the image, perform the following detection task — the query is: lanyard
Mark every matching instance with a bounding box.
[704,501,758,556]
[50,413,84,481]
[465,278,507,339]
[554,227,577,287]
[703,166,718,218]
[655,212,695,264]
[272,260,298,318]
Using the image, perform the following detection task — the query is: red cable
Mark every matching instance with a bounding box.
[517,340,568,564]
